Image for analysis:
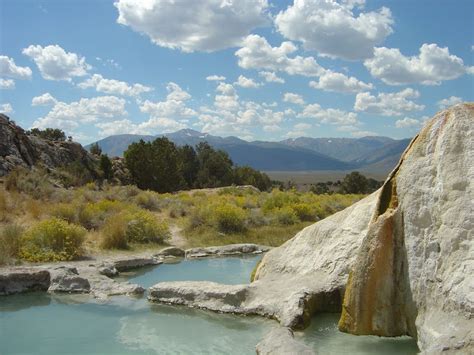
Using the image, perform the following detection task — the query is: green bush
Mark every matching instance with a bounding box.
[50,203,77,223]
[274,207,299,225]
[100,210,169,249]
[214,204,247,233]
[0,223,23,264]
[134,191,161,211]
[19,218,86,262]
[126,210,169,244]
[291,203,315,221]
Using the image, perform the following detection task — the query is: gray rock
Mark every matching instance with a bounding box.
[148,281,248,312]
[154,246,185,258]
[185,244,271,258]
[0,268,50,295]
[112,257,161,271]
[48,266,90,293]
[98,264,119,277]
[256,327,315,355]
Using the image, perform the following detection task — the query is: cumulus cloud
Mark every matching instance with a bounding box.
[354,88,425,116]
[365,44,473,85]
[283,92,305,105]
[206,75,226,81]
[96,117,186,137]
[32,96,127,130]
[285,122,313,138]
[309,70,373,93]
[139,82,196,121]
[22,44,90,81]
[395,117,421,129]
[32,93,58,106]
[0,103,13,114]
[298,104,359,125]
[114,0,269,52]
[259,71,285,84]
[0,78,15,89]
[275,0,393,60]
[234,75,261,88]
[437,96,462,109]
[235,35,323,77]
[78,74,152,97]
[0,56,32,79]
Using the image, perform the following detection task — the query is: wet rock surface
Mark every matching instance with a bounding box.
[256,327,315,355]
[0,268,50,295]
[185,244,271,258]
[48,266,90,293]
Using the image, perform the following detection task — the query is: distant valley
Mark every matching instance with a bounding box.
[89,129,411,176]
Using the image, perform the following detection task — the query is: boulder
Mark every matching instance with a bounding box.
[98,264,119,278]
[48,266,90,293]
[339,103,474,353]
[256,327,315,355]
[154,246,185,258]
[0,268,50,295]
[185,244,271,258]
[148,281,248,313]
[112,257,161,271]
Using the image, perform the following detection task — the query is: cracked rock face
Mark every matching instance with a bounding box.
[339,104,474,353]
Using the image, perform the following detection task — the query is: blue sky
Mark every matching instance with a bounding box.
[1,0,473,144]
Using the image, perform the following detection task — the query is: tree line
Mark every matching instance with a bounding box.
[123,138,272,193]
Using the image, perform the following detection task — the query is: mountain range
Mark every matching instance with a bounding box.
[88,129,411,175]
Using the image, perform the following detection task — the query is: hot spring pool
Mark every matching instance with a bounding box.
[0,255,418,354]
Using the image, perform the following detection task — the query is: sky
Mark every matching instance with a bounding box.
[0,0,473,144]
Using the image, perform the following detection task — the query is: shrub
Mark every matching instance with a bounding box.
[50,203,77,223]
[291,203,315,222]
[274,207,299,225]
[0,224,23,264]
[100,213,129,249]
[134,191,161,211]
[0,189,8,222]
[100,210,169,249]
[5,168,53,199]
[126,210,169,244]
[214,204,247,233]
[19,218,86,262]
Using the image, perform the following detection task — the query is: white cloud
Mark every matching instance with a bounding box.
[298,104,359,125]
[206,75,226,81]
[0,78,15,89]
[395,117,421,129]
[437,96,462,109]
[22,44,91,81]
[114,0,269,52]
[32,93,58,106]
[96,117,186,137]
[283,92,305,105]
[258,71,285,84]
[139,82,196,120]
[365,44,473,85]
[350,129,377,138]
[263,124,282,132]
[309,70,373,93]
[78,74,152,97]
[235,34,323,77]
[275,0,393,60]
[32,96,127,130]
[234,75,261,88]
[354,88,425,116]
[0,103,13,114]
[285,123,313,138]
[0,56,32,79]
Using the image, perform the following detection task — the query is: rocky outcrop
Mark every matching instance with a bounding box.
[185,244,271,258]
[256,327,315,355]
[112,257,161,271]
[0,268,50,295]
[154,246,186,258]
[48,266,91,293]
[0,114,99,177]
[339,103,473,353]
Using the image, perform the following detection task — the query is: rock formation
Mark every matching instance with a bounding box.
[0,114,98,178]
[339,103,473,353]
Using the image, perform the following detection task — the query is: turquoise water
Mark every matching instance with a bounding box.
[119,255,260,288]
[0,256,419,354]
[299,313,419,354]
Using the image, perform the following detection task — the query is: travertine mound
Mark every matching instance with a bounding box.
[339,103,473,353]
